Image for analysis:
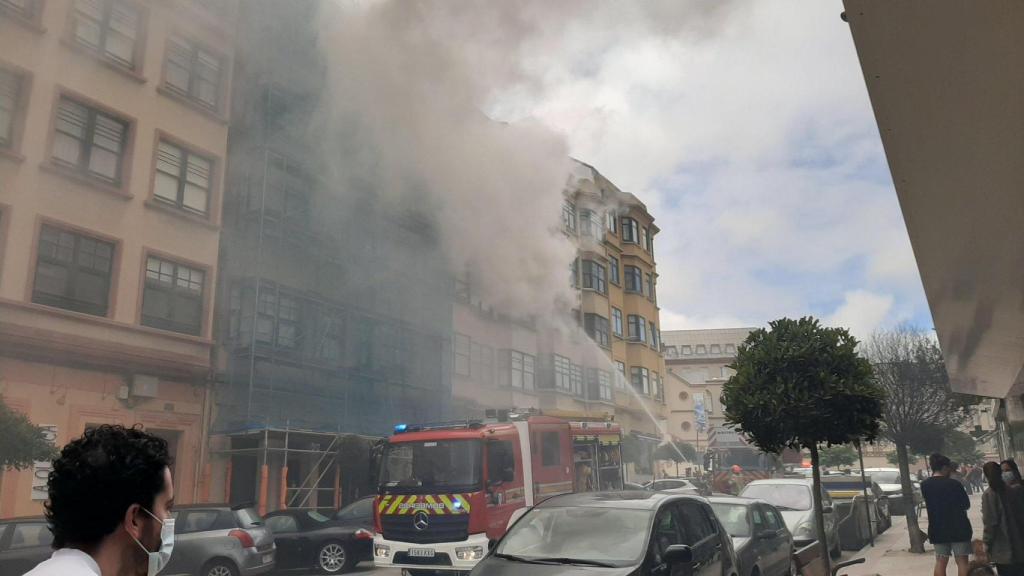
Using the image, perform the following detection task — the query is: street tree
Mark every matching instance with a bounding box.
[819,444,857,469]
[863,325,973,553]
[0,398,57,470]
[654,439,697,463]
[723,317,883,575]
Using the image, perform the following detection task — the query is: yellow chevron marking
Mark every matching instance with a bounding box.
[438,494,454,512]
[424,495,441,514]
[455,493,472,513]
[385,495,403,515]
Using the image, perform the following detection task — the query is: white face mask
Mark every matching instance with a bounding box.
[130,508,175,576]
[1003,471,1016,484]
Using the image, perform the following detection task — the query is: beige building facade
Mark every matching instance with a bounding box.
[0,0,235,517]
[451,160,668,477]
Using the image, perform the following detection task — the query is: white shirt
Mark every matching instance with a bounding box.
[24,548,101,576]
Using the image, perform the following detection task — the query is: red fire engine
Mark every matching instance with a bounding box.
[372,410,624,574]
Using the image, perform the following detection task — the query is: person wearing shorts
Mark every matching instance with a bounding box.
[922,453,973,576]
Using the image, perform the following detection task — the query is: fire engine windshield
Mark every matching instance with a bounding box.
[380,439,482,493]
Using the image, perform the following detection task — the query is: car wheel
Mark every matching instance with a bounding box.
[202,559,238,576]
[318,541,350,573]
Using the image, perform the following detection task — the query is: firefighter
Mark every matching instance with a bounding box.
[729,465,746,495]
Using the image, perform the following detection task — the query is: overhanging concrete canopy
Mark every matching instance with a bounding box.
[845,1,1024,399]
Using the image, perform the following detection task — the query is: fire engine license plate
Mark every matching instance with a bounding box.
[409,548,436,558]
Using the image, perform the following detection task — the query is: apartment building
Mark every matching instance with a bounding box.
[0,0,235,516]
[662,328,754,455]
[451,160,669,478]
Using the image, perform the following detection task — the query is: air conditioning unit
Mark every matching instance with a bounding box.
[131,375,160,398]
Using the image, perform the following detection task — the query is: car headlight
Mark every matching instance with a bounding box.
[455,546,485,561]
[794,521,814,539]
[374,544,391,558]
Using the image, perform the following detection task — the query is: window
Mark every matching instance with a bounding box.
[164,36,224,110]
[562,201,576,233]
[508,350,535,390]
[611,307,623,337]
[9,522,52,549]
[681,345,693,355]
[666,346,678,358]
[579,209,602,238]
[631,366,650,395]
[609,255,619,284]
[569,258,578,288]
[316,313,344,362]
[1,0,38,19]
[179,510,220,534]
[624,265,643,294]
[652,371,660,400]
[52,96,129,184]
[553,354,572,392]
[710,344,722,355]
[627,314,646,343]
[487,439,516,483]
[640,227,649,251]
[0,68,22,149]
[584,313,610,347]
[154,140,212,215]
[141,256,204,335]
[471,342,493,384]
[696,344,707,355]
[647,230,655,254]
[33,225,114,316]
[263,153,311,226]
[652,507,685,558]
[651,324,660,350]
[615,361,626,389]
[589,369,612,401]
[606,210,617,234]
[571,364,584,396]
[541,432,560,466]
[265,515,298,534]
[453,333,470,376]
[255,288,301,349]
[620,217,639,243]
[704,390,714,414]
[725,343,736,354]
[646,273,654,301]
[678,502,717,545]
[71,0,141,69]
[581,260,606,294]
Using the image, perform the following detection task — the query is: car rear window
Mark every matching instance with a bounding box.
[234,508,263,527]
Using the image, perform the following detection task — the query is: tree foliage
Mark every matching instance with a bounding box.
[819,444,857,469]
[0,398,57,470]
[722,317,884,453]
[723,317,883,574]
[943,430,984,466]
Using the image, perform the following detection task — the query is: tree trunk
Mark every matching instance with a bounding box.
[896,442,926,553]
[809,444,832,576]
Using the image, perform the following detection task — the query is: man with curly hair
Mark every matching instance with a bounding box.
[26,424,174,576]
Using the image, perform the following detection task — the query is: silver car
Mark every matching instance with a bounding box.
[646,477,701,495]
[739,479,841,560]
[164,505,275,576]
[710,496,795,576]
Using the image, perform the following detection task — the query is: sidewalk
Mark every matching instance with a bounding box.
[845,493,983,576]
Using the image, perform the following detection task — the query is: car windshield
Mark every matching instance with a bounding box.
[740,484,812,511]
[380,439,482,492]
[870,471,901,484]
[497,506,653,566]
[710,503,751,538]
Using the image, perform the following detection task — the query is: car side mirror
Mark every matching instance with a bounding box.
[822,505,834,514]
[663,544,693,565]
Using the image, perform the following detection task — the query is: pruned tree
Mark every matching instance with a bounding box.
[654,439,697,463]
[0,398,57,470]
[723,317,884,575]
[863,325,972,553]
[819,444,857,469]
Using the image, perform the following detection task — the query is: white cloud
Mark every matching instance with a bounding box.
[826,290,895,340]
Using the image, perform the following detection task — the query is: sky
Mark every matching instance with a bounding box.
[480,0,933,340]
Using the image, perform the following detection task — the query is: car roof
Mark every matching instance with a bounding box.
[538,491,703,510]
[745,478,812,486]
[707,496,764,506]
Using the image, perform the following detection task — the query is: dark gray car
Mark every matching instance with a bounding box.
[164,505,276,576]
[709,497,794,576]
[0,517,52,575]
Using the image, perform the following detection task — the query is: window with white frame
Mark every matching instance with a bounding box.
[631,366,650,395]
[581,260,607,294]
[154,140,212,215]
[164,35,224,111]
[627,314,647,343]
[141,256,204,335]
[72,0,141,69]
[611,307,623,337]
[584,313,610,347]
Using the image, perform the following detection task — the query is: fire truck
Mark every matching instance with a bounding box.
[372,409,624,574]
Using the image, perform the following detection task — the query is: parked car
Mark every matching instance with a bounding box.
[471,491,739,576]
[709,496,795,576]
[624,481,648,491]
[739,479,841,559]
[165,504,275,576]
[264,499,375,574]
[863,468,922,516]
[0,517,53,575]
[646,477,701,495]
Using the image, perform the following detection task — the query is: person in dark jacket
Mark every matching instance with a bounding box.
[922,453,973,576]
[982,462,1024,576]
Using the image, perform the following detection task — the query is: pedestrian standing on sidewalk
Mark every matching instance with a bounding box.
[1001,460,1022,488]
[25,425,175,576]
[922,453,973,576]
[981,461,1024,576]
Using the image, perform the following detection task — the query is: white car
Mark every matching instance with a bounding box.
[645,478,701,495]
[863,468,922,515]
[739,478,842,559]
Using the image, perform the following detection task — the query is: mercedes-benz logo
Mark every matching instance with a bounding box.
[413,511,430,531]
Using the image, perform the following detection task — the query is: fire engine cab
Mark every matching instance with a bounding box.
[372,409,624,574]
